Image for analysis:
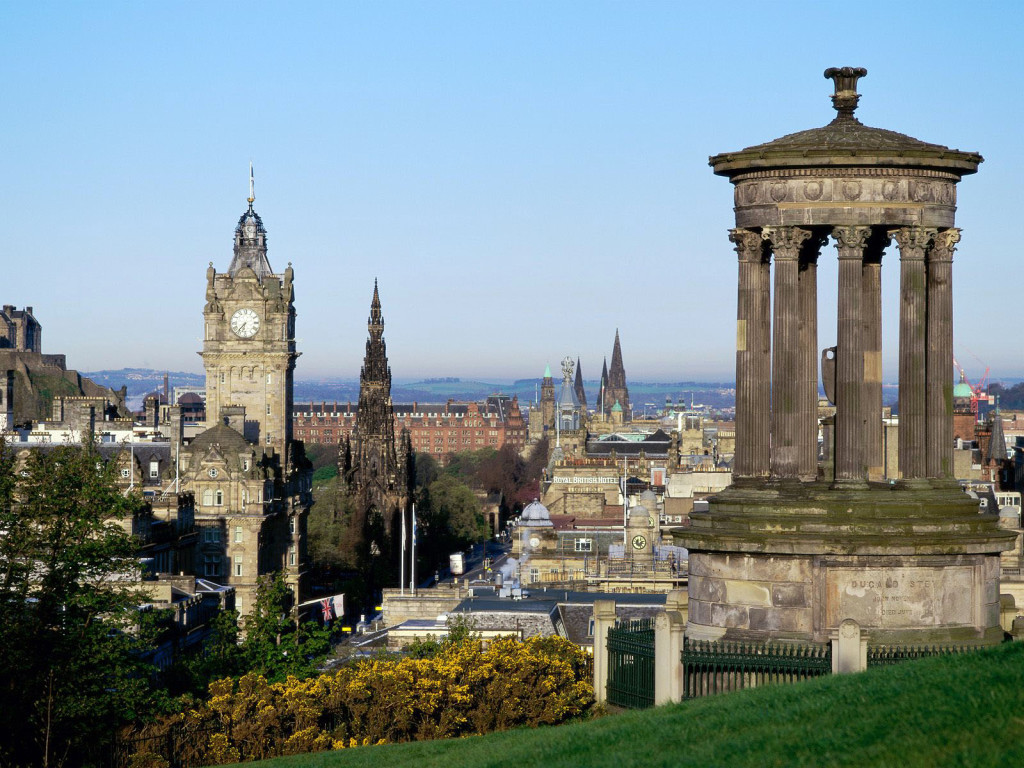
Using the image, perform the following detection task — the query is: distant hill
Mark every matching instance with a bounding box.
[82,369,738,412]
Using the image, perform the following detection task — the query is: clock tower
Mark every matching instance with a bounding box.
[201,177,296,461]
[181,171,310,617]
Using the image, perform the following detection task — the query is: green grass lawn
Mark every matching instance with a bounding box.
[235,641,1024,768]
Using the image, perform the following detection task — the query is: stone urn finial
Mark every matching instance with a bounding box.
[824,66,867,121]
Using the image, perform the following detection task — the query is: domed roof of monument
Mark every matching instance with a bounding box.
[953,380,973,399]
[640,489,658,506]
[611,400,623,413]
[520,499,554,528]
[710,67,982,177]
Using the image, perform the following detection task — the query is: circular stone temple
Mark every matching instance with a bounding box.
[675,68,1014,646]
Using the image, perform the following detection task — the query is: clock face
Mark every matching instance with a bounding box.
[529,536,540,548]
[244,220,256,238]
[230,308,260,338]
[631,534,647,551]
[208,468,219,479]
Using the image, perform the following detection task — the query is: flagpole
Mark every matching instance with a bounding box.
[400,505,406,596]
[411,503,417,596]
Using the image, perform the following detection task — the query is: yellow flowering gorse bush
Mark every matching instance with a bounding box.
[127,634,594,765]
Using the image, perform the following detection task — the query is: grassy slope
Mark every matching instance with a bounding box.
[238,642,1024,768]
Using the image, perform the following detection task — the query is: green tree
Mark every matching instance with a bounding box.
[418,474,487,570]
[242,572,332,681]
[0,442,163,767]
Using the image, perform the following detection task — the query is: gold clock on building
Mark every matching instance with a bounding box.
[631,534,647,550]
[230,308,260,338]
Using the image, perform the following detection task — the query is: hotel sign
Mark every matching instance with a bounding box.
[551,477,620,484]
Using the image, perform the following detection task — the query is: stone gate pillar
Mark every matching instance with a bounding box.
[732,229,770,478]
[893,227,936,481]
[927,229,959,480]
[833,226,871,484]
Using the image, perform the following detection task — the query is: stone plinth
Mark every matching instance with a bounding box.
[676,481,1013,645]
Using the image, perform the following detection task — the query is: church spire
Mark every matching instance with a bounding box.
[574,356,587,410]
[606,329,631,421]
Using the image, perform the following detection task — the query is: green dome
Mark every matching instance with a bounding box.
[611,400,623,413]
[953,382,973,398]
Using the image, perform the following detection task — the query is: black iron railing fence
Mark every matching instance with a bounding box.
[866,643,981,667]
[682,638,832,699]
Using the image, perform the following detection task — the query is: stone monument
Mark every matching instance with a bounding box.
[676,68,1014,646]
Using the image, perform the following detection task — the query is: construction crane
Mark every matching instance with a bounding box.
[953,357,991,415]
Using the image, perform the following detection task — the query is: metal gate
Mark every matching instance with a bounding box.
[606,618,655,709]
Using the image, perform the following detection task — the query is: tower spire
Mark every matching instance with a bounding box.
[248,161,255,208]
[574,356,587,410]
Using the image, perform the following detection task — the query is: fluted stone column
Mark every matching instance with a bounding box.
[892,227,936,481]
[927,228,959,479]
[731,229,770,478]
[765,227,812,479]
[799,240,825,480]
[862,250,884,481]
[833,226,871,484]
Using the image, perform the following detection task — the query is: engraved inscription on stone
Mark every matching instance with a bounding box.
[825,566,975,628]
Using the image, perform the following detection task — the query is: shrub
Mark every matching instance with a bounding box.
[125,635,594,764]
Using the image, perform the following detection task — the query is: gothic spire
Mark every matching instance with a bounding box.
[609,329,626,388]
[606,330,631,421]
[369,278,383,329]
[574,356,587,410]
[599,357,608,414]
[362,280,389,385]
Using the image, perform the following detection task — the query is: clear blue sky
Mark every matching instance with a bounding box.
[2,1,1021,383]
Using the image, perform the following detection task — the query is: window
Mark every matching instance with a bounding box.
[204,556,221,578]
[234,526,243,543]
[202,489,214,506]
[215,490,223,506]
[267,373,272,385]
[242,459,250,471]
[266,404,272,415]
[588,617,595,637]
[574,538,593,553]
[220,373,225,383]
[529,568,540,583]
[203,527,220,543]
[289,518,296,535]
[234,555,243,577]
[149,460,159,479]
[288,546,296,566]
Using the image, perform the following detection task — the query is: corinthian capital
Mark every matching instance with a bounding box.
[832,225,872,258]
[928,228,961,262]
[729,228,764,262]
[889,226,936,260]
[762,226,812,261]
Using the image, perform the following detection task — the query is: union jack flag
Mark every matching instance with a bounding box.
[320,597,334,621]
